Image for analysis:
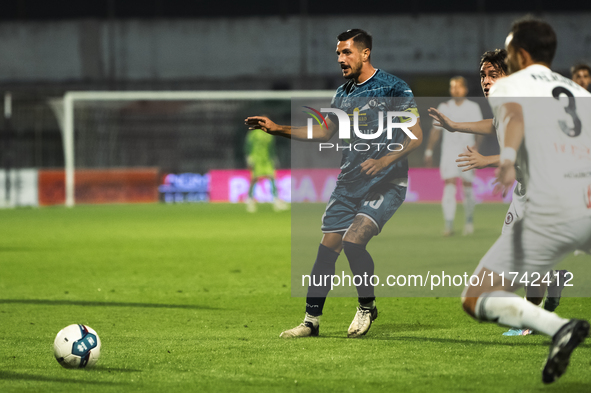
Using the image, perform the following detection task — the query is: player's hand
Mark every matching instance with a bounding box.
[494,161,516,197]
[424,155,433,167]
[360,158,387,177]
[428,107,456,132]
[244,116,278,133]
[456,146,485,172]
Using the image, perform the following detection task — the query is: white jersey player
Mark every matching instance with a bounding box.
[428,50,566,337]
[462,17,590,384]
[428,50,523,235]
[424,76,483,236]
[438,99,482,180]
[492,65,591,224]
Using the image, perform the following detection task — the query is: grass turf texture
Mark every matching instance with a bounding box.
[0,203,589,392]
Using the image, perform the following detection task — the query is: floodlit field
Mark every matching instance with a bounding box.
[0,203,589,392]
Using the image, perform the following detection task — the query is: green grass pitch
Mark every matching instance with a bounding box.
[0,203,590,392]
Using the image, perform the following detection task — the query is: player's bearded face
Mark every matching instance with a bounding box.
[343,57,363,79]
[337,40,364,80]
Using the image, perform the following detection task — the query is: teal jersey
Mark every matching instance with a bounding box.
[329,69,417,198]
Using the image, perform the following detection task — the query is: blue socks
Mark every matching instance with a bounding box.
[305,244,339,316]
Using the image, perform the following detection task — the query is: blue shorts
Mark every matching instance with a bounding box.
[321,182,407,234]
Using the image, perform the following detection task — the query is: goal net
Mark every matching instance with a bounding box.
[52,90,333,206]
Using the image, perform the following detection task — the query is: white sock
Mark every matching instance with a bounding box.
[463,185,475,224]
[442,183,457,228]
[304,313,320,327]
[475,291,568,337]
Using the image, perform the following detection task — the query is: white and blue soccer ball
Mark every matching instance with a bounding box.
[53,324,101,368]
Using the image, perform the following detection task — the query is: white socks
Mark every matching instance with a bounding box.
[475,291,568,337]
[442,183,456,230]
[304,313,320,327]
[443,183,475,229]
[463,185,475,224]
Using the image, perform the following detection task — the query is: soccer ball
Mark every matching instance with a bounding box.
[53,324,101,368]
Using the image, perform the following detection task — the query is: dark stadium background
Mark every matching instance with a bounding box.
[1,0,586,19]
[1,1,589,178]
[2,4,591,391]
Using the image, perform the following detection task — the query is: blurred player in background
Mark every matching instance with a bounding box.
[424,76,482,236]
[462,17,590,384]
[246,29,422,338]
[430,49,568,336]
[244,128,287,212]
[571,63,591,90]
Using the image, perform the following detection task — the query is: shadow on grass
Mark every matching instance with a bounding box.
[0,370,128,385]
[317,327,553,347]
[549,381,591,392]
[374,323,445,332]
[0,299,217,310]
[376,335,551,347]
[314,334,553,347]
[311,329,591,350]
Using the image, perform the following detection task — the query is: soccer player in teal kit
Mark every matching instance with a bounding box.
[246,29,423,338]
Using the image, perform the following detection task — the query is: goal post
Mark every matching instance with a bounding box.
[59,90,334,207]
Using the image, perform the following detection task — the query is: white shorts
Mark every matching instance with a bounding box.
[440,154,474,182]
[501,188,527,234]
[473,215,591,281]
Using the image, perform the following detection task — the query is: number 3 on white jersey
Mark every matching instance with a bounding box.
[552,87,582,137]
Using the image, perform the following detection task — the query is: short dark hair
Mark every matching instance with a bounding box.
[571,63,591,77]
[480,49,508,75]
[337,29,372,51]
[510,17,557,66]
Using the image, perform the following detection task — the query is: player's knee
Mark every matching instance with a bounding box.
[342,239,363,254]
[321,232,343,253]
[343,219,377,244]
[443,183,456,200]
[342,231,358,244]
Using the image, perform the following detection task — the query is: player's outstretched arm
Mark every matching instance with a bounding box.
[360,120,423,177]
[456,146,500,171]
[244,116,336,142]
[428,108,495,135]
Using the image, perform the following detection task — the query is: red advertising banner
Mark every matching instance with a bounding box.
[38,168,159,206]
